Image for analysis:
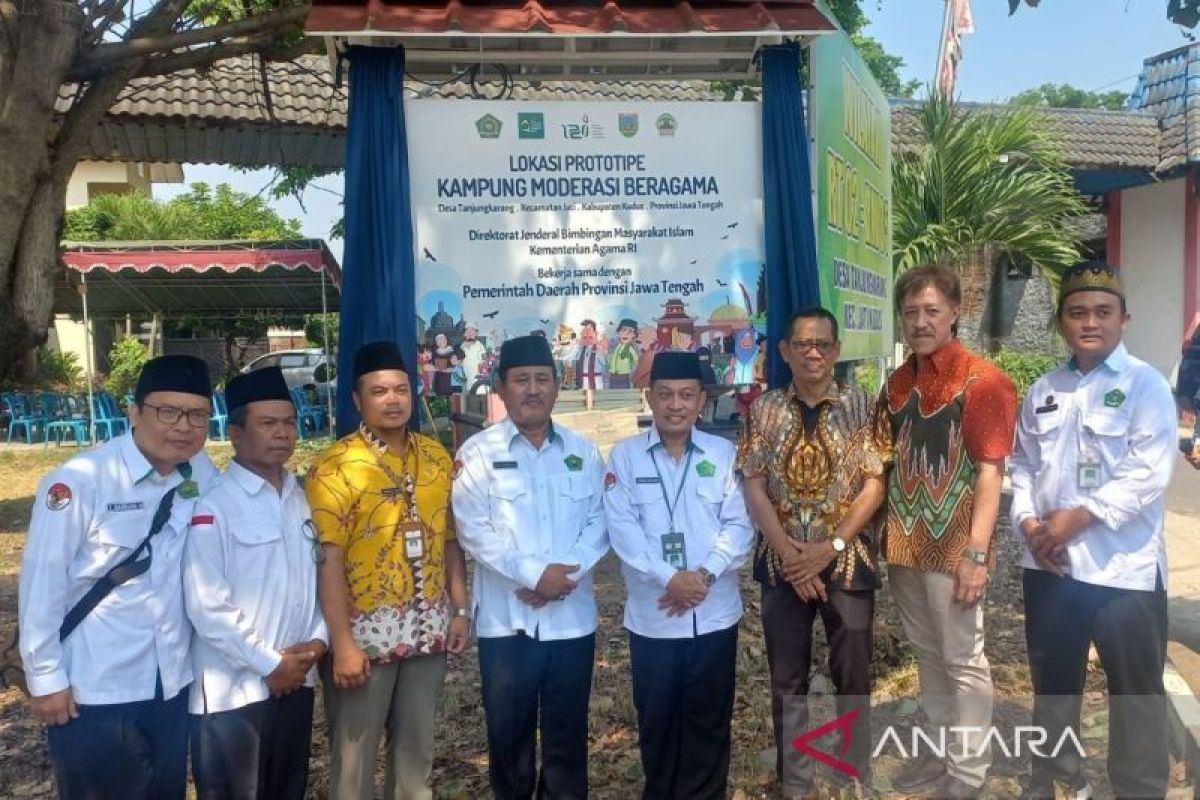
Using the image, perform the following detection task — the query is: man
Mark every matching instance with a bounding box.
[452,334,609,799]
[882,265,1018,798]
[460,322,488,391]
[19,354,218,799]
[184,366,328,799]
[306,340,470,800]
[737,308,891,800]
[1011,261,1177,800]
[605,351,753,799]
[608,318,640,389]
[574,318,607,410]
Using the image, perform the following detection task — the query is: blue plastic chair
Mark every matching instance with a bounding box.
[210,392,229,441]
[91,393,128,440]
[290,387,324,440]
[3,393,47,443]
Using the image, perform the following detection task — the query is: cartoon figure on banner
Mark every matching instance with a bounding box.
[554,324,578,389]
[449,350,466,394]
[574,319,607,411]
[459,322,488,391]
[431,332,455,396]
[607,318,640,389]
[670,328,696,352]
[417,346,435,397]
[731,326,759,385]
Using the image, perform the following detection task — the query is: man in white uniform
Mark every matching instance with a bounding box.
[184,366,327,799]
[604,350,753,799]
[452,334,609,799]
[460,322,488,391]
[19,355,217,799]
[1011,261,1177,800]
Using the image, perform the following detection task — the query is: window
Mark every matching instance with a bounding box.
[278,354,307,369]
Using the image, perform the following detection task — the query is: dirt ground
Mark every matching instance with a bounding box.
[0,444,1186,798]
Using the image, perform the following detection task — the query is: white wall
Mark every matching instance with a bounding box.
[1121,178,1186,378]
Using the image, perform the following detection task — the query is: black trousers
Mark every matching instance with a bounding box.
[1024,568,1170,799]
[761,583,875,793]
[190,688,315,800]
[478,632,596,800]
[46,679,189,800]
[628,624,738,800]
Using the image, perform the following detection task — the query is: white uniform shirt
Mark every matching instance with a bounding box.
[18,433,217,703]
[1010,344,1177,590]
[461,339,488,388]
[604,427,753,638]
[183,462,328,714]
[452,418,609,640]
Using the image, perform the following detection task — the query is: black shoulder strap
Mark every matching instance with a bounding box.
[59,486,179,642]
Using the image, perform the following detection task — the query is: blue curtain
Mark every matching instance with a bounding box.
[336,46,419,436]
[761,43,822,389]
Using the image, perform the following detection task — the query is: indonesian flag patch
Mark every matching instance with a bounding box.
[190,514,215,527]
[45,482,72,511]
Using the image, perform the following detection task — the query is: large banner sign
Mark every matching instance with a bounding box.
[811,30,894,360]
[407,100,767,392]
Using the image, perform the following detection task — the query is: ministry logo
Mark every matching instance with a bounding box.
[618,113,638,138]
[518,112,545,139]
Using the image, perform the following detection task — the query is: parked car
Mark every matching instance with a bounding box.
[241,349,337,395]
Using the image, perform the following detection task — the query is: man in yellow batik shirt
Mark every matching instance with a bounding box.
[307,340,470,800]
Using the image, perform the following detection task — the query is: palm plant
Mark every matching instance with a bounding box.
[893,93,1087,282]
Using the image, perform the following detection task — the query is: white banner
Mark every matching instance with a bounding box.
[407,100,766,392]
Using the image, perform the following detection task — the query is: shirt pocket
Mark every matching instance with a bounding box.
[1083,409,1132,464]
[487,474,528,532]
[226,517,282,595]
[556,474,594,533]
[695,479,726,510]
[1028,407,1065,438]
[76,519,145,579]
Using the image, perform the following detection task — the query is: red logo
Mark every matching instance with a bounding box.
[604,472,618,491]
[190,514,215,526]
[791,710,860,779]
[46,482,72,511]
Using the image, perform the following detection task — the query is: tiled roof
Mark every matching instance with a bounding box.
[305,0,834,36]
[890,101,1161,173]
[65,54,1163,178]
[1130,43,1199,173]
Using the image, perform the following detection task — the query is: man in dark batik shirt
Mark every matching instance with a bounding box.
[738,308,891,800]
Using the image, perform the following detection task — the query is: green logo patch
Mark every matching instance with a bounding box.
[1103,388,1126,409]
[564,454,584,472]
[695,460,716,478]
[178,480,199,499]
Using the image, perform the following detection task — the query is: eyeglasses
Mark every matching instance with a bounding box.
[141,402,211,429]
[789,339,836,355]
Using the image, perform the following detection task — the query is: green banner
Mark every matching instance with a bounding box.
[811,26,893,360]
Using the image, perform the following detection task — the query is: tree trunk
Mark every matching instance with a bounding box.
[0,1,81,382]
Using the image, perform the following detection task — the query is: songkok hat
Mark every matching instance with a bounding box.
[134,355,211,402]
[617,318,638,332]
[226,366,292,413]
[354,340,407,380]
[650,351,704,382]
[1059,260,1124,308]
[498,335,555,373]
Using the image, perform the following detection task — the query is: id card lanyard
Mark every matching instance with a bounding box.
[650,442,694,570]
[365,431,426,560]
[1075,405,1102,491]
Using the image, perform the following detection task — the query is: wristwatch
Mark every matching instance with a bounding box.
[829,537,847,554]
[697,567,717,587]
[962,548,988,566]
[451,606,471,619]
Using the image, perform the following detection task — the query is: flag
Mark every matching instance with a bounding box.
[937,0,975,97]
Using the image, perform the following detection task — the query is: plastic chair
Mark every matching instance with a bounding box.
[290,387,324,440]
[210,391,228,441]
[3,394,47,443]
[91,393,128,440]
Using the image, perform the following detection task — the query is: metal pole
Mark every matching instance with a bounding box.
[934,0,953,95]
[320,268,334,434]
[80,274,97,445]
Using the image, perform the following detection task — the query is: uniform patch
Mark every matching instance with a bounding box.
[604,472,618,491]
[46,482,72,511]
[178,480,199,499]
[492,460,518,470]
[107,501,145,513]
[452,459,464,480]
[564,454,584,472]
[635,476,662,485]
[695,460,717,478]
[190,514,215,526]
[1104,388,1126,409]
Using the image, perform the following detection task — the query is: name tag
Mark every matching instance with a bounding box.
[635,476,662,485]
[492,461,518,470]
[106,501,145,513]
[401,521,425,560]
[1034,403,1059,415]
[661,530,686,570]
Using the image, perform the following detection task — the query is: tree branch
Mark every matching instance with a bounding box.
[127,34,319,80]
[74,3,309,75]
